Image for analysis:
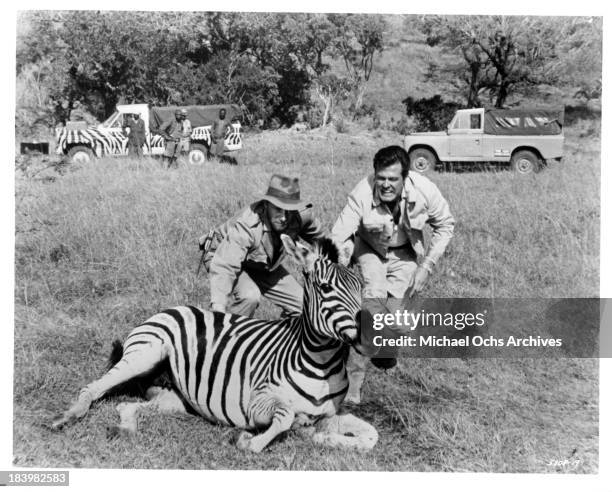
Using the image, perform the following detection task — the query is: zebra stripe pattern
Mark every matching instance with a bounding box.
[52,235,378,452]
[56,125,242,157]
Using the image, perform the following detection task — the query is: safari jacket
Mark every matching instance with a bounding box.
[331,172,454,268]
[159,119,183,141]
[206,201,325,308]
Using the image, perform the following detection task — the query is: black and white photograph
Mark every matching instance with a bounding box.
[6,3,611,488]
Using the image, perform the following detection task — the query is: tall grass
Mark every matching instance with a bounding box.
[13,123,599,471]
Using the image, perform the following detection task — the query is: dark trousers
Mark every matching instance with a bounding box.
[128,141,143,158]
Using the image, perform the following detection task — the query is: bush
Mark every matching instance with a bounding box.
[385,115,416,135]
[402,95,462,132]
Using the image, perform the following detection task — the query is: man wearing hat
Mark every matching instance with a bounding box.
[200,174,325,317]
[159,108,189,168]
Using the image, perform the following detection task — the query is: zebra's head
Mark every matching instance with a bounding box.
[281,234,363,345]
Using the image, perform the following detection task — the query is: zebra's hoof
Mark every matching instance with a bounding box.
[236,431,254,450]
[49,413,74,431]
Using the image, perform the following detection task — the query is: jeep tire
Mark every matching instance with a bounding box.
[409,148,436,173]
[188,144,209,165]
[67,145,94,164]
[511,150,541,174]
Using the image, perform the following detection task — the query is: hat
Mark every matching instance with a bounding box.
[180,108,188,116]
[175,108,182,115]
[262,175,312,211]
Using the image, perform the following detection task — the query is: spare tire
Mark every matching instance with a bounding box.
[188,143,209,165]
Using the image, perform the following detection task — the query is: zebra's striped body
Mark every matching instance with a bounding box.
[123,307,349,429]
[52,235,378,452]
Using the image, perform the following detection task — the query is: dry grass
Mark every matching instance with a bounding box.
[13,121,599,471]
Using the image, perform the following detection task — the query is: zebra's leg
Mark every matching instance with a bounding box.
[51,339,166,430]
[108,387,189,437]
[312,413,378,451]
[238,399,295,453]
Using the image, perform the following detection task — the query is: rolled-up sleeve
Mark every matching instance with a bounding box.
[423,181,455,266]
[208,220,255,308]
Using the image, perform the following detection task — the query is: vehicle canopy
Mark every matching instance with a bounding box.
[149,104,242,132]
[483,108,564,135]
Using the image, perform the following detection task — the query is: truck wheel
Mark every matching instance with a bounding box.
[188,144,209,165]
[67,145,94,164]
[511,150,541,174]
[409,148,436,173]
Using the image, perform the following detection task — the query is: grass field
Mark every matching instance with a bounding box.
[13,120,600,471]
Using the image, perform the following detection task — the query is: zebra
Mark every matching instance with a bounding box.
[51,234,378,453]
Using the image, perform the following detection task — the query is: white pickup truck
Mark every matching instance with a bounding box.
[56,103,243,165]
[404,108,564,174]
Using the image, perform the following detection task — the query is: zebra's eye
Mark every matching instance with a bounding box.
[319,282,333,294]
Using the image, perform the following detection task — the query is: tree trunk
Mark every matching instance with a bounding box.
[466,62,482,108]
[495,80,509,108]
[321,97,331,128]
[352,83,366,119]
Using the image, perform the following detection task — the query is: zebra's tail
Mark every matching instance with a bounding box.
[104,339,172,399]
[107,339,124,370]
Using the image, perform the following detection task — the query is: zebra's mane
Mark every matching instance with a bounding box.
[314,237,339,264]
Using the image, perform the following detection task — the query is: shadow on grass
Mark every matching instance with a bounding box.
[565,104,601,125]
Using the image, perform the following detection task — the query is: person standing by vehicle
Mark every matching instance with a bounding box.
[160,109,185,168]
[332,145,455,405]
[179,108,192,160]
[210,108,230,159]
[123,113,146,158]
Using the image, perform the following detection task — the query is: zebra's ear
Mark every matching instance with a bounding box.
[281,234,316,271]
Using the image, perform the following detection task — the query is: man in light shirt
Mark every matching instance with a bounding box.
[332,145,455,404]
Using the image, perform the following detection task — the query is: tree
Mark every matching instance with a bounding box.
[419,15,596,108]
[203,12,338,125]
[329,14,386,114]
[17,11,216,119]
[549,17,602,103]
[313,74,352,127]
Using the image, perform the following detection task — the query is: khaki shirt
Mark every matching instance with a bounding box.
[159,119,183,141]
[331,172,454,268]
[207,201,325,308]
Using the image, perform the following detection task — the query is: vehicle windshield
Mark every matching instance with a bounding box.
[102,111,119,128]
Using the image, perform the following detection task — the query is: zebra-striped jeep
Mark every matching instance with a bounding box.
[51,236,378,453]
[55,103,243,165]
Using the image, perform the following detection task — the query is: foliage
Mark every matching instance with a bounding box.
[312,74,352,127]
[418,15,602,108]
[402,95,462,131]
[16,11,349,127]
[550,17,603,103]
[329,14,387,113]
